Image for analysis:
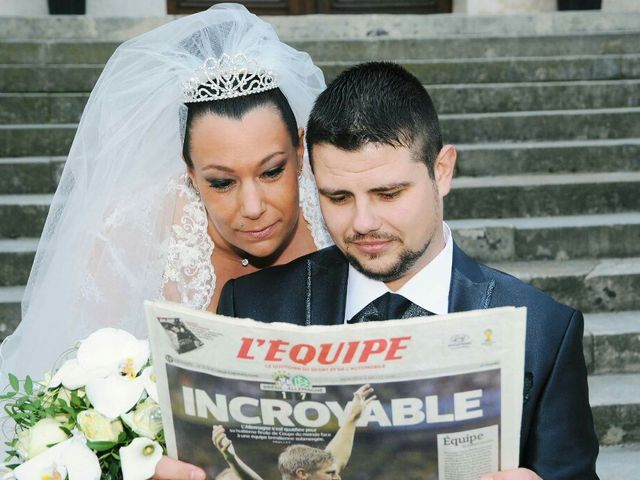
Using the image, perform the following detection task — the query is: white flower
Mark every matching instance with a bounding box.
[13,435,100,480]
[49,328,150,390]
[121,399,163,439]
[120,437,163,480]
[15,418,68,460]
[48,328,151,419]
[141,366,158,402]
[77,409,123,443]
[85,374,146,420]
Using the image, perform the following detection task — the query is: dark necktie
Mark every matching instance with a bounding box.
[347,292,433,324]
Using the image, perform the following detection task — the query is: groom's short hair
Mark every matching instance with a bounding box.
[306,62,443,178]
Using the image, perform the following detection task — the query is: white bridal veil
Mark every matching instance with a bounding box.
[0,4,330,387]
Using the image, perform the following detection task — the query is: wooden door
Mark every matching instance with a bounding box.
[167,0,452,15]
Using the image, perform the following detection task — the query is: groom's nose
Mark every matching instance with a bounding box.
[351,199,381,234]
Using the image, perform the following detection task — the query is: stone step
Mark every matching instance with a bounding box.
[4,106,640,156]
[0,93,88,124]
[320,54,640,85]
[0,238,38,287]
[3,53,640,93]
[456,138,640,176]
[448,171,640,219]
[589,373,640,446]
[0,124,75,157]
[0,64,102,93]
[0,156,64,194]
[3,31,640,64]
[596,443,640,480]
[597,443,640,479]
[441,107,640,143]
[3,79,639,125]
[450,213,640,262]
[584,311,640,375]
[431,79,640,114]
[0,194,52,238]
[0,286,22,339]
[490,257,640,313]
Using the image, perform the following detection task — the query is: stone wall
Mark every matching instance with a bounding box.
[453,0,556,14]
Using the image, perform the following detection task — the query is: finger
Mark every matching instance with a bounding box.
[153,456,206,480]
[354,384,369,395]
[480,468,542,480]
[365,395,377,404]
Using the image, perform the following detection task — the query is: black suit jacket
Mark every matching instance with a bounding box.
[218,245,599,479]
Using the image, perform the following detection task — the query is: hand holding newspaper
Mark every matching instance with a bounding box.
[145,301,526,480]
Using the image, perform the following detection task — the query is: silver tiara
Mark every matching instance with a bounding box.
[182,54,279,103]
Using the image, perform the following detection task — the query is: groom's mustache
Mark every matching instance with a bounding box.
[345,232,401,244]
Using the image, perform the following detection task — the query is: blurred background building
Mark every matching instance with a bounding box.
[3,0,640,16]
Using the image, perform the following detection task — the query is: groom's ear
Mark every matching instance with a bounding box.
[434,144,457,199]
[296,127,305,175]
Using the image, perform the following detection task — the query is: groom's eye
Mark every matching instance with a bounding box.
[327,194,348,205]
[379,190,402,200]
[208,178,235,191]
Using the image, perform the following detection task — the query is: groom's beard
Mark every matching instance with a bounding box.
[344,235,430,283]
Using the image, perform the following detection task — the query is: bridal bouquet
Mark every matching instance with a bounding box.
[0,328,164,480]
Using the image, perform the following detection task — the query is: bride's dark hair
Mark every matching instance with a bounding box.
[182,87,299,168]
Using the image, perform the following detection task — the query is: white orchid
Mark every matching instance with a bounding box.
[13,434,101,480]
[140,365,159,402]
[48,328,151,419]
[120,437,163,480]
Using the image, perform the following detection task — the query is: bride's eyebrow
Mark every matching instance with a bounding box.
[201,151,287,173]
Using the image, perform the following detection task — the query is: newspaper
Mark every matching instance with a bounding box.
[145,301,526,480]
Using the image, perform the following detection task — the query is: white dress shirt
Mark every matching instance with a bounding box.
[344,222,453,323]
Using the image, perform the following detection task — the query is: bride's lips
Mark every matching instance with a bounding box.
[240,222,278,240]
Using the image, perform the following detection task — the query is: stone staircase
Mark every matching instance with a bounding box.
[0,11,639,478]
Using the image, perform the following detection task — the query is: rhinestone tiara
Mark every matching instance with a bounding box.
[182,54,279,103]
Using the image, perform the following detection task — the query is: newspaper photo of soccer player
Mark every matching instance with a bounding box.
[158,317,204,354]
[166,365,500,480]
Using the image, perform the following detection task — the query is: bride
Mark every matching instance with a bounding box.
[0,4,330,415]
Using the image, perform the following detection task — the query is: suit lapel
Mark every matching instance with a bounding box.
[308,247,349,326]
[448,242,495,313]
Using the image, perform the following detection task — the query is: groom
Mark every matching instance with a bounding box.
[156,63,599,479]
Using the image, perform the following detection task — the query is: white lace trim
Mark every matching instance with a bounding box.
[298,160,333,249]
[160,175,215,310]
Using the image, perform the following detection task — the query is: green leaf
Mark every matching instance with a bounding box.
[24,376,33,395]
[8,374,19,392]
[86,440,117,452]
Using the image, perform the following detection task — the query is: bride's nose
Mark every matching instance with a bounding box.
[239,182,266,219]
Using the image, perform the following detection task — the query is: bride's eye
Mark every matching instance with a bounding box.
[208,178,235,191]
[261,163,285,181]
